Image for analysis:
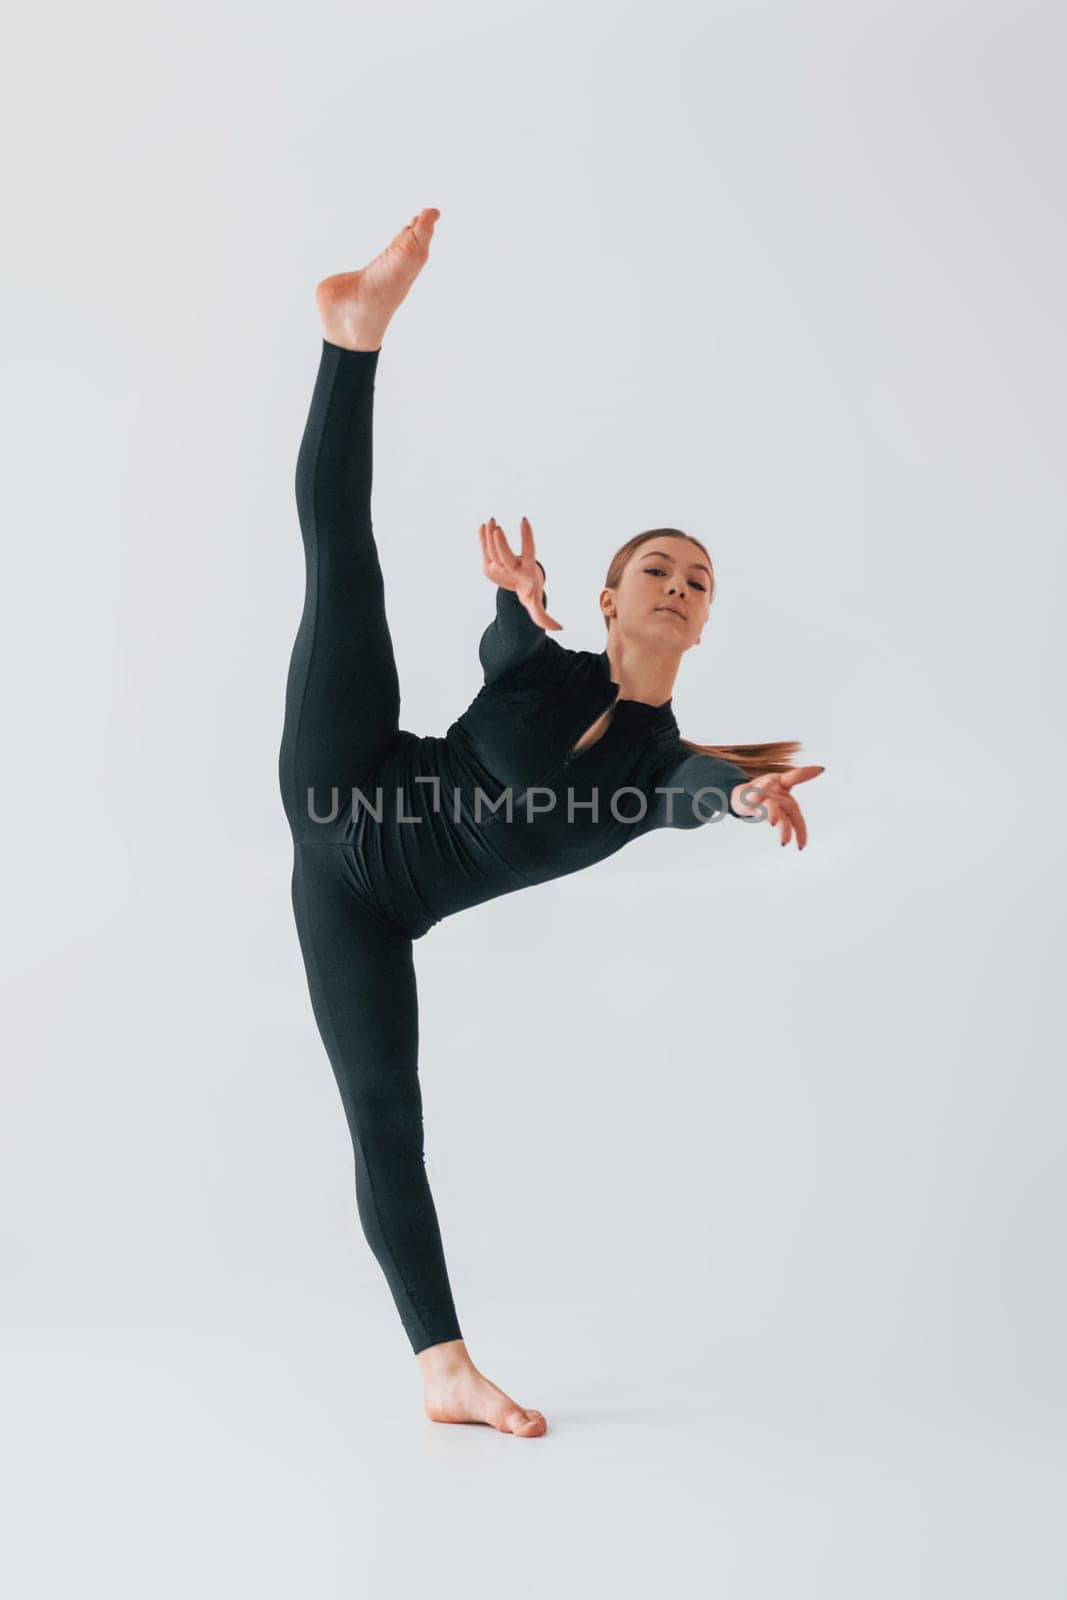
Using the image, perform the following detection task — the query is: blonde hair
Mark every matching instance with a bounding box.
[603,528,802,780]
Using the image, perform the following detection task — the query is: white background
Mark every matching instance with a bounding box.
[3,1,1065,1594]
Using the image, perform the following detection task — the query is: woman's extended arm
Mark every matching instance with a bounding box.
[669,756,823,846]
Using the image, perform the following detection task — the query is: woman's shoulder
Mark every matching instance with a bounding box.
[479,587,588,685]
[482,615,596,691]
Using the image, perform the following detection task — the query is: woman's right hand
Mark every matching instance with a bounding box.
[479,516,563,631]
[730,766,825,849]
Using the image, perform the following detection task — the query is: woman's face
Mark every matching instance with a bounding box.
[603,536,712,651]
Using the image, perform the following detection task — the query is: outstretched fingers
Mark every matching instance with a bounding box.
[479,519,517,580]
[488,517,518,572]
[768,795,792,849]
[772,794,807,850]
[780,765,826,791]
[751,766,821,850]
[528,595,564,631]
[478,518,562,629]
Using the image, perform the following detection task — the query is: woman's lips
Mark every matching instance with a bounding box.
[655,606,686,620]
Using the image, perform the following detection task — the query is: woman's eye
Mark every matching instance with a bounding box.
[646,566,705,592]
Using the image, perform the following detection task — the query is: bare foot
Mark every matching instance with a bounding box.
[315,207,441,351]
[418,1339,548,1437]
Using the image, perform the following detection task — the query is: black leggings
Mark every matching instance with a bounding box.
[278,339,462,1355]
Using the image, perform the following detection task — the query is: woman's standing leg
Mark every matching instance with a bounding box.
[290,843,462,1353]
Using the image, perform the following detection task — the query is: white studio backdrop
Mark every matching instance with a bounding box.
[3,2,1064,1597]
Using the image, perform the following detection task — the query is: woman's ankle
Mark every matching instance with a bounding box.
[416,1337,472,1377]
[321,324,385,353]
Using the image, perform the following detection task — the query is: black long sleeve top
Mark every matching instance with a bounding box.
[332,574,750,940]
[465,572,749,826]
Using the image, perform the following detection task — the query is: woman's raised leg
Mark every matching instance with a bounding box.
[279,339,400,833]
[279,206,441,832]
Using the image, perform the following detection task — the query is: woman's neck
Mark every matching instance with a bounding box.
[603,632,680,708]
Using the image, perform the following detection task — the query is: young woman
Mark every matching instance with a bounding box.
[278,207,823,1439]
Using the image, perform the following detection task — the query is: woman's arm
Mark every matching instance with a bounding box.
[477,517,562,682]
[479,559,550,682]
[671,751,752,820]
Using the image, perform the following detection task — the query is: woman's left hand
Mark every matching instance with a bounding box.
[730,766,825,850]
